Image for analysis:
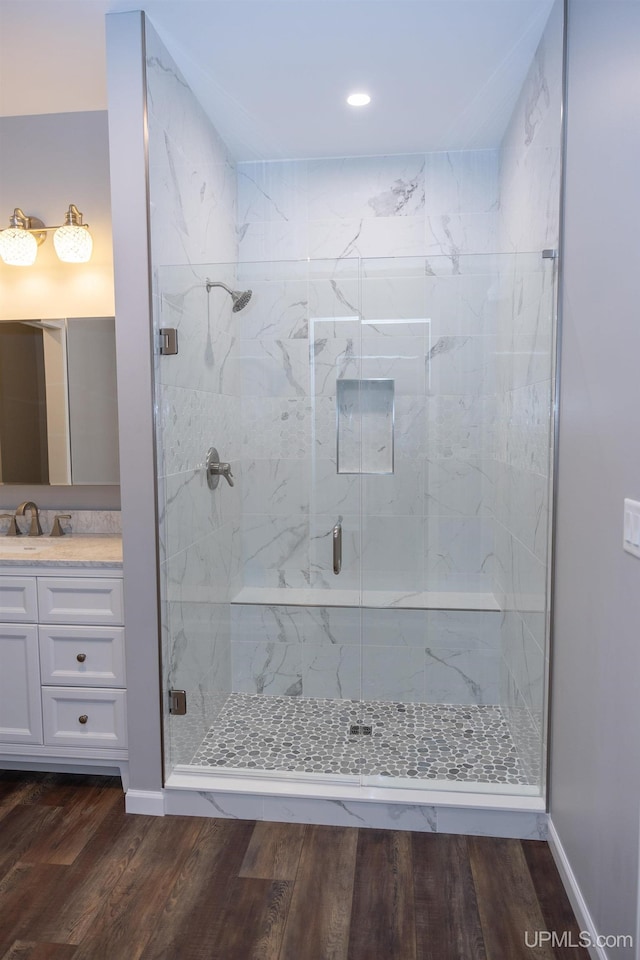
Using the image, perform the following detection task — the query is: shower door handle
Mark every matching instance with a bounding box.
[333,521,342,575]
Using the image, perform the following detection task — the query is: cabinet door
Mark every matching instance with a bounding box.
[0,624,43,743]
[0,577,38,622]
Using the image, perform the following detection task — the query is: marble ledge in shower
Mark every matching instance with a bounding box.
[231,586,500,612]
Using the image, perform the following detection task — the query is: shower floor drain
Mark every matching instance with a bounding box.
[348,724,372,736]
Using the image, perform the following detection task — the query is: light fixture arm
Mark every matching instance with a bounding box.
[9,208,47,245]
[16,204,90,236]
[0,204,92,265]
[9,208,30,229]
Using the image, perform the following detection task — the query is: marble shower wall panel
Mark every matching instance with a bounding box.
[424,459,494,519]
[495,0,563,776]
[146,34,237,269]
[145,20,240,762]
[230,604,501,705]
[498,1,564,255]
[235,149,506,703]
[492,460,550,566]
[500,611,545,730]
[166,600,232,704]
[238,263,502,599]
[500,664,543,786]
[158,267,239,395]
[237,151,499,264]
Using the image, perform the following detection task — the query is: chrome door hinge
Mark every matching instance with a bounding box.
[542,249,558,260]
[169,689,187,715]
[159,328,179,355]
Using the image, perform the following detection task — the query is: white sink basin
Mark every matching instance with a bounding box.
[0,539,58,555]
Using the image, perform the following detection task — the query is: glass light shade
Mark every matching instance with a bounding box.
[53,224,93,263]
[0,227,38,266]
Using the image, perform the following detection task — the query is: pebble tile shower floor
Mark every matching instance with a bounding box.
[190,693,535,785]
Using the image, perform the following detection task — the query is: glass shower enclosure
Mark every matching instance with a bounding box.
[155,249,556,799]
[144,0,565,811]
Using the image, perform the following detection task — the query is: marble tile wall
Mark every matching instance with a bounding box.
[494,0,564,780]
[231,604,501,704]
[145,21,240,771]
[237,151,499,265]
[232,150,503,703]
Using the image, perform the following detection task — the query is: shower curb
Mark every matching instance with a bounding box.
[154,771,547,840]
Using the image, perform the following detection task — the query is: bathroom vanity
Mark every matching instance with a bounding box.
[0,535,127,787]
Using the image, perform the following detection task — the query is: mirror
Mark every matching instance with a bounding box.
[0,317,119,485]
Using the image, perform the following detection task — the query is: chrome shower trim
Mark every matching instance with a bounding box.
[205,279,253,312]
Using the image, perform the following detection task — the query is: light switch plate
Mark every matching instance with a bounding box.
[623,498,640,558]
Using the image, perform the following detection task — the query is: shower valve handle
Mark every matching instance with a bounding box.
[216,462,235,487]
[206,447,234,489]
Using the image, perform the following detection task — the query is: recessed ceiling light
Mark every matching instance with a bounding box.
[347,92,371,107]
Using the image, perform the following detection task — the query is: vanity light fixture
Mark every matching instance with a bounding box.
[0,204,93,266]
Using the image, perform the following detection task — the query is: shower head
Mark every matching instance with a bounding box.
[230,288,252,312]
[205,280,253,313]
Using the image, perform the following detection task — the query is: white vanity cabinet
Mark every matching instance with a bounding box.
[0,565,127,783]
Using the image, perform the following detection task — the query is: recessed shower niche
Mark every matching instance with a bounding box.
[143,0,565,826]
[336,379,395,475]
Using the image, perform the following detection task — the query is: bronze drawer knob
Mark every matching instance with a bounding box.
[78,714,88,725]
[76,653,87,663]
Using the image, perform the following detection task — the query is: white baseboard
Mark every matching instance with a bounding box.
[547,818,607,960]
[125,789,165,816]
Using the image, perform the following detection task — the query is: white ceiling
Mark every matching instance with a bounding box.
[0,0,555,160]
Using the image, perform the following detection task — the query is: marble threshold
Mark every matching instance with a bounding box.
[166,766,544,810]
[231,586,500,612]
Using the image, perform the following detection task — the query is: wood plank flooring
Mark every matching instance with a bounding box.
[0,771,589,960]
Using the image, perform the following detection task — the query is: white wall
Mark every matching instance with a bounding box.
[0,110,120,511]
[0,111,114,320]
[551,2,640,955]
[106,11,163,795]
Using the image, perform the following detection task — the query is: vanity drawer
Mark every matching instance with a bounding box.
[0,577,38,622]
[37,578,124,625]
[39,626,125,687]
[42,687,127,750]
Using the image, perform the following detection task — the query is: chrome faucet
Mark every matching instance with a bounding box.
[15,501,43,537]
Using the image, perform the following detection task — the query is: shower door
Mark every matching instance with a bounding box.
[357,251,556,797]
[155,259,247,774]
[157,257,370,780]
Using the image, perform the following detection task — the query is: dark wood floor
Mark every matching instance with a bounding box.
[0,771,589,960]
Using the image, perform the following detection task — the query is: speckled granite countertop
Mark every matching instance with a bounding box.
[0,534,122,568]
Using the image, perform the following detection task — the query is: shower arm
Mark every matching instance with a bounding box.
[205,280,232,295]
